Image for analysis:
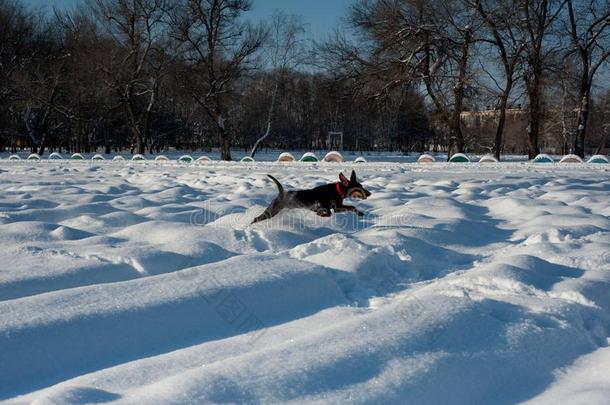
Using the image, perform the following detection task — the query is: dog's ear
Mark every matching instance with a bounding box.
[350,170,357,183]
[339,172,349,186]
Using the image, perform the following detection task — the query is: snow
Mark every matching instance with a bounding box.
[524,345,610,404]
[0,159,609,404]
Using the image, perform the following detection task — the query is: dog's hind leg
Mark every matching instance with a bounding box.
[251,198,284,224]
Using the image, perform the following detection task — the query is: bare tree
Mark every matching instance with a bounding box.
[90,0,168,155]
[565,0,610,157]
[323,0,479,158]
[0,0,37,151]
[417,0,478,158]
[249,13,306,159]
[13,14,70,155]
[171,0,265,161]
[472,0,525,160]
[519,0,565,158]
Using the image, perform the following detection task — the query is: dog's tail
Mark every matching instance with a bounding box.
[251,175,285,224]
[267,175,284,197]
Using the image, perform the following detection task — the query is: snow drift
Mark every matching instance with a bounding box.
[0,160,608,404]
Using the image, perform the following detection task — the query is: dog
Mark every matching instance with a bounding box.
[251,170,371,224]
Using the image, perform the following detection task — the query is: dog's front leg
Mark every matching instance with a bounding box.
[334,205,364,217]
[314,207,332,217]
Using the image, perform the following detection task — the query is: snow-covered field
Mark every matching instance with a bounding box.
[0,159,609,404]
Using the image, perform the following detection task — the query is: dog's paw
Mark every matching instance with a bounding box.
[316,209,332,217]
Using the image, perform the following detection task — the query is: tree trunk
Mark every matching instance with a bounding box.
[135,133,145,155]
[446,28,471,160]
[595,130,607,155]
[219,127,231,161]
[447,113,465,158]
[527,110,540,159]
[37,140,46,156]
[527,78,542,159]
[493,62,517,161]
[125,102,145,155]
[494,93,510,161]
[573,79,589,158]
[250,81,278,159]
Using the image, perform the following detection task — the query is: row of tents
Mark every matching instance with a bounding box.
[3,151,349,163]
[423,153,609,164]
[3,151,609,164]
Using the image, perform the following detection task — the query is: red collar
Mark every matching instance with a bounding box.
[335,182,345,199]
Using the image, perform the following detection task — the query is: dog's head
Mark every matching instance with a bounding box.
[339,170,371,200]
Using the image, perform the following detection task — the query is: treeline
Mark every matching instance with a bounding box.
[0,0,609,160]
[329,0,610,159]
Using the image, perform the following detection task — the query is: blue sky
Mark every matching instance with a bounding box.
[24,0,354,40]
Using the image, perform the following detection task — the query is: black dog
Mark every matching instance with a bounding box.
[252,170,371,224]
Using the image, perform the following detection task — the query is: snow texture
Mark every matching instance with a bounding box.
[0,159,609,404]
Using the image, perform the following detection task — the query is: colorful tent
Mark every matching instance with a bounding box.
[587,155,609,164]
[532,154,554,163]
[449,153,471,163]
[559,154,584,163]
[478,155,499,163]
[178,155,194,164]
[277,152,296,162]
[299,152,319,162]
[417,154,436,163]
[323,151,344,162]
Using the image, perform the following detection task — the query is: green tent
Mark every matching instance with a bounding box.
[300,152,319,162]
[449,153,471,163]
